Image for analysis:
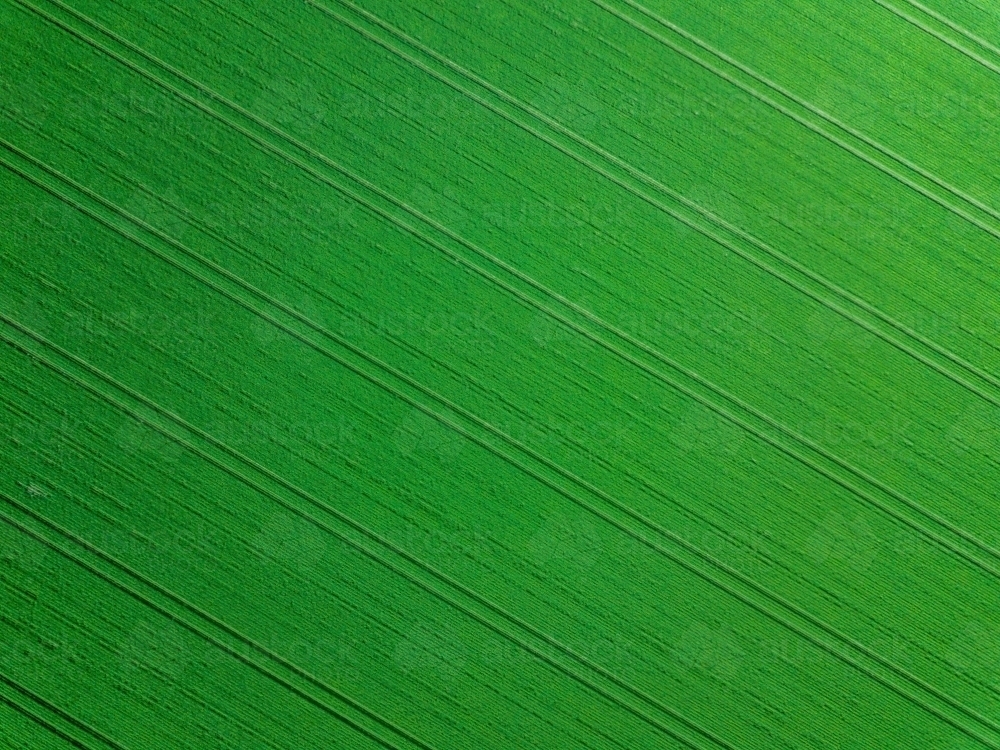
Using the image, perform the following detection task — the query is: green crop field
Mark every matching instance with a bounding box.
[2,0,1000,747]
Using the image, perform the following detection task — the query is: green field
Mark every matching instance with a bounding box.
[3,0,1000,747]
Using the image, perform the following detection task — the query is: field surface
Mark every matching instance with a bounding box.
[3,0,1000,748]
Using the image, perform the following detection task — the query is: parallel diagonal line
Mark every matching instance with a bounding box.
[1,2,1000,748]
[0,334,728,750]
[0,152,996,748]
[307,0,1000,410]
[0,691,95,750]
[606,0,1000,234]
[308,0,1000,572]
[0,672,125,750]
[876,0,1000,76]
[0,369,631,750]
[327,0,1000,404]
[16,0,1000,593]
[0,495,428,750]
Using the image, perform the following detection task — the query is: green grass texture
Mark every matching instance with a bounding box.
[3,0,1000,748]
